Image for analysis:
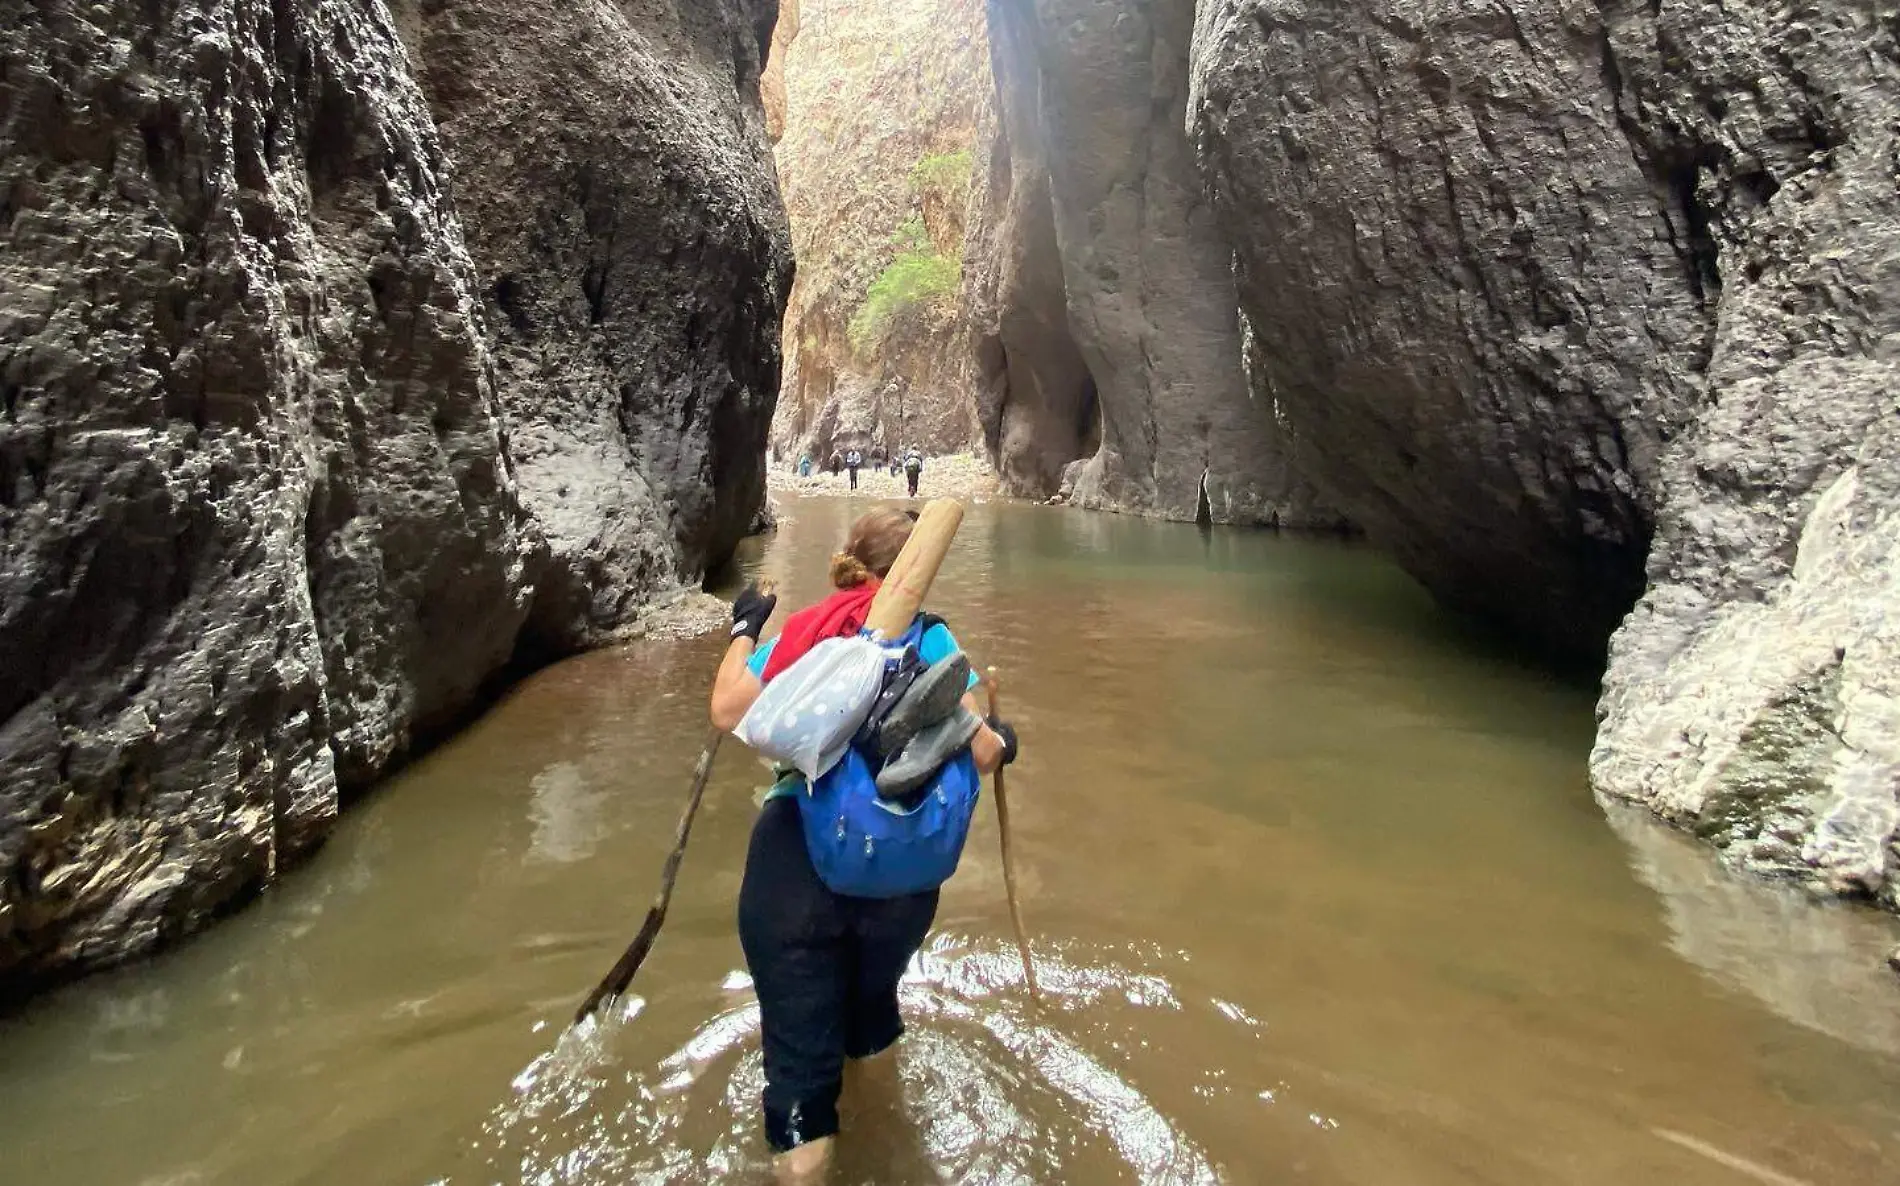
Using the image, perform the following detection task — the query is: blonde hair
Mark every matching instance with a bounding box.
[830,507,913,588]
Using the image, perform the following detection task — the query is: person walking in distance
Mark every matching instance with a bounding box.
[845,447,863,490]
[902,447,923,498]
[709,508,1021,1183]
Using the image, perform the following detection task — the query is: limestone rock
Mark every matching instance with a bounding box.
[1188,0,1899,904]
[1592,0,1900,908]
[761,0,799,143]
[397,0,790,653]
[769,0,987,466]
[1190,0,1706,653]
[0,0,787,998]
[968,0,1341,527]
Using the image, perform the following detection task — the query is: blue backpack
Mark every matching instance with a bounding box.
[796,616,982,898]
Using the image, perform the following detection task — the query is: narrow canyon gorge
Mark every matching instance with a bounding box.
[2,0,1896,1009]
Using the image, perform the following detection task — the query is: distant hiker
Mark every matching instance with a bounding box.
[828,452,842,476]
[902,448,923,497]
[845,447,863,490]
[709,508,1020,1183]
[798,454,812,477]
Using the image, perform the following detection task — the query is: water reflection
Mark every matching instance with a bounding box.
[1604,804,1900,1056]
[527,763,607,866]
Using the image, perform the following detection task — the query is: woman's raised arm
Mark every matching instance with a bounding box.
[711,585,776,730]
[710,641,765,730]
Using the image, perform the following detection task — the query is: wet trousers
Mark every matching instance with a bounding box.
[737,796,938,1151]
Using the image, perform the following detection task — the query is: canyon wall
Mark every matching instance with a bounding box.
[1188,0,1897,904]
[769,0,987,464]
[0,0,788,999]
[969,0,1345,526]
[393,0,790,653]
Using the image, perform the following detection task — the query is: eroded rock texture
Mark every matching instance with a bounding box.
[0,0,787,998]
[395,0,790,652]
[1590,3,1900,910]
[971,0,1341,525]
[1190,0,1899,903]
[769,0,987,463]
[1190,0,1704,654]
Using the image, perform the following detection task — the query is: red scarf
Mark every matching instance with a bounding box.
[760,582,881,683]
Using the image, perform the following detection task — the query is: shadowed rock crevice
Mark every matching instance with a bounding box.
[967,0,1345,527]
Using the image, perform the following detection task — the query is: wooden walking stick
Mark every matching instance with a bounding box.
[573,580,776,1028]
[984,667,1039,1002]
[574,730,723,1026]
[868,503,1037,998]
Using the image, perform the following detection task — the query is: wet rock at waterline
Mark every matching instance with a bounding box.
[969,0,1343,527]
[1189,0,1703,656]
[0,0,787,997]
[1188,0,1900,904]
[1588,2,1900,916]
[397,0,791,652]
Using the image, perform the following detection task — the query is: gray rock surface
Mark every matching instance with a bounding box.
[1591,0,1900,910]
[1190,0,1704,655]
[969,0,1341,526]
[1188,0,1898,905]
[0,0,786,998]
[397,0,790,653]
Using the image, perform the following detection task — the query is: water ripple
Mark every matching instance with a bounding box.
[471,932,1227,1184]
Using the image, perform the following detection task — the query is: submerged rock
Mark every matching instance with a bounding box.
[0,0,787,998]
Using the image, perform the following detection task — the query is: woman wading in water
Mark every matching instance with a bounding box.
[709,507,1020,1182]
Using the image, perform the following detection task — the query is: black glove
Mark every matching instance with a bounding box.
[730,584,777,642]
[986,716,1019,766]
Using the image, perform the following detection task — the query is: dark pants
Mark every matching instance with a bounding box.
[738,797,938,1152]
[847,465,859,489]
[905,471,919,496]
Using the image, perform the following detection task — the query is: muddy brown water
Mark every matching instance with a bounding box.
[4,496,1899,1186]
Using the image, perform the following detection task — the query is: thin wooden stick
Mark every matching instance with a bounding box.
[573,728,723,1026]
[984,667,1039,1003]
[573,578,778,1028]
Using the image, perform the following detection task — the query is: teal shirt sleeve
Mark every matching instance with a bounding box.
[746,638,776,679]
[919,623,980,690]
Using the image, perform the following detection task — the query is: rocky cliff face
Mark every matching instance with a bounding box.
[0,0,787,998]
[769,0,987,464]
[1188,0,1898,904]
[1189,0,1703,655]
[968,0,1345,526]
[395,0,790,653]
[1588,3,1900,911]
